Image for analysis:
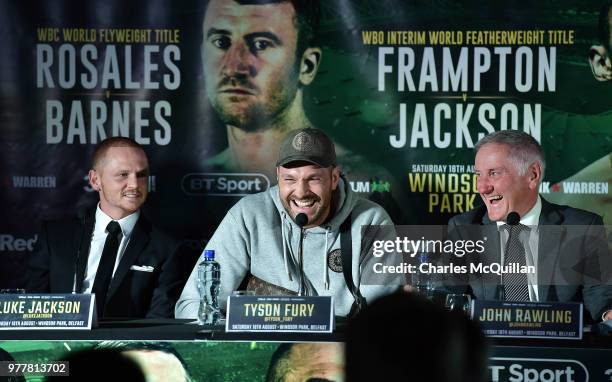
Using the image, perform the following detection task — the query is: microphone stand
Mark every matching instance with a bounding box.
[294,213,308,296]
[297,228,306,296]
[498,212,520,300]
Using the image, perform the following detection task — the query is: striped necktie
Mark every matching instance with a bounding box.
[502,224,530,301]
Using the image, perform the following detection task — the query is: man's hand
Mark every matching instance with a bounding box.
[403,284,416,293]
[603,310,612,321]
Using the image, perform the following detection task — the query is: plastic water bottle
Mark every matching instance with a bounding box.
[413,252,435,299]
[197,249,221,325]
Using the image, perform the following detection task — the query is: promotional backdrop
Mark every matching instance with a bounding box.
[1,0,610,288]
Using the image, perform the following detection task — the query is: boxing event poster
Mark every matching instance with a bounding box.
[0,0,610,287]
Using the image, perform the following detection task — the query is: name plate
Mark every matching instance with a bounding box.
[0,294,96,330]
[472,300,583,339]
[226,295,334,333]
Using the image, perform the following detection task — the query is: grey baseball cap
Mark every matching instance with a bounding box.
[276,128,337,167]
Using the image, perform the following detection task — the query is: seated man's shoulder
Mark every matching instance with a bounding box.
[149,225,180,247]
[351,195,392,222]
[224,188,277,224]
[39,215,81,235]
[135,217,181,254]
[544,200,603,225]
[231,188,274,210]
[354,195,385,211]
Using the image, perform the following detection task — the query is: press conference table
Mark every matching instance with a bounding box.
[0,318,342,342]
[0,318,609,344]
[1,319,611,381]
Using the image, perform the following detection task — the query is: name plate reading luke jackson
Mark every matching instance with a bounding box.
[0,294,95,330]
[472,300,583,339]
[226,296,334,333]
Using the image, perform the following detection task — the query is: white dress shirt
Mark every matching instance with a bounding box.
[81,205,140,293]
[496,196,541,301]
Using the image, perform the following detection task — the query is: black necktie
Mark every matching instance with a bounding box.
[502,224,530,301]
[92,221,122,316]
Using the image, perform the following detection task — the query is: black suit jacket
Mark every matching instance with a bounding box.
[446,197,611,321]
[26,211,186,318]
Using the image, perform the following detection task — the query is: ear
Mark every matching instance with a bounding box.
[298,47,322,86]
[88,169,101,192]
[589,45,612,81]
[331,166,340,190]
[526,162,542,190]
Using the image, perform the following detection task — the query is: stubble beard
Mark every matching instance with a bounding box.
[281,195,330,227]
[210,71,300,133]
[214,99,272,133]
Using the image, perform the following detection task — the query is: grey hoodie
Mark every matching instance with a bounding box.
[175,177,397,318]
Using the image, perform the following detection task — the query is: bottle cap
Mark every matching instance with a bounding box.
[204,249,215,260]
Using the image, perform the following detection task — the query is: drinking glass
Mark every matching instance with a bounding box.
[232,290,255,297]
[445,294,472,316]
[0,289,25,294]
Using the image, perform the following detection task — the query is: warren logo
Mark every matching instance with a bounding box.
[489,358,588,382]
[0,234,38,252]
[12,176,56,188]
[182,173,270,196]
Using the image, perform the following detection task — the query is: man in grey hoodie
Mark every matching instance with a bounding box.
[175,128,399,318]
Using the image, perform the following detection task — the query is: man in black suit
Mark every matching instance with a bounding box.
[446,130,611,322]
[26,137,184,318]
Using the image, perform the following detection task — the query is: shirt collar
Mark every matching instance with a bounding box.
[496,195,542,228]
[94,204,140,237]
[520,195,541,227]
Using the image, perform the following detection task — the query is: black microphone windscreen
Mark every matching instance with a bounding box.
[295,213,308,228]
[506,212,520,225]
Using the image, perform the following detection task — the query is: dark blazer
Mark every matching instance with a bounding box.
[447,197,611,321]
[26,211,185,318]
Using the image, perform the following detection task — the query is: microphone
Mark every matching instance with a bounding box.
[295,213,308,228]
[506,211,520,225]
[295,213,308,296]
[73,206,90,294]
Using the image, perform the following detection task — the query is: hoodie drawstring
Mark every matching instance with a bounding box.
[281,213,292,282]
[282,214,334,292]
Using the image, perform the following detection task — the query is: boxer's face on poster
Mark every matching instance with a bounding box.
[269,343,345,382]
[475,143,539,222]
[588,12,612,82]
[202,0,301,131]
[124,350,190,382]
